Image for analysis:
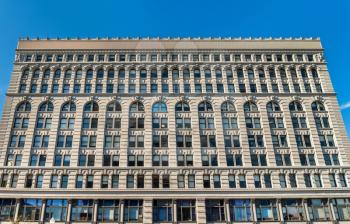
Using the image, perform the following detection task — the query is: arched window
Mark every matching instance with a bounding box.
[172,69,179,79]
[247,69,254,79]
[118,69,125,78]
[279,68,286,78]
[16,101,31,112]
[237,68,244,78]
[290,68,297,78]
[54,69,61,79]
[175,102,190,112]
[268,68,276,78]
[129,69,136,79]
[43,69,50,79]
[204,69,211,78]
[75,69,82,79]
[152,102,167,113]
[161,68,168,79]
[215,69,222,78]
[107,69,114,79]
[226,68,233,78]
[300,68,308,78]
[289,101,303,112]
[244,101,258,112]
[221,101,236,112]
[140,69,147,79]
[64,69,72,79]
[61,101,76,112]
[32,69,40,79]
[183,69,190,79]
[311,101,325,112]
[97,69,104,79]
[107,101,122,112]
[311,68,318,78]
[151,69,157,78]
[130,101,144,112]
[267,102,281,112]
[38,102,54,112]
[84,101,99,112]
[86,69,93,79]
[194,68,201,78]
[198,101,213,112]
[258,68,265,78]
[21,69,29,79]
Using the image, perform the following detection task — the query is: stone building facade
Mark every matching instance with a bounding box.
[0,37,349,223]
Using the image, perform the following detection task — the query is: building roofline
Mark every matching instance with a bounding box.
[18,36,320,41]
[16,37,323,50]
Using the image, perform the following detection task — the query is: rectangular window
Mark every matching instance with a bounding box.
[205,200,226,222]
[177,200,196,222]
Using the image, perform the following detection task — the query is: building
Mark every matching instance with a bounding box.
[0,37,349,223]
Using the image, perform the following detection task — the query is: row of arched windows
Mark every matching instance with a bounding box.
[16,100,328,114]
[21,66,320,80]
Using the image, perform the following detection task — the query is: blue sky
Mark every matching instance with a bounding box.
[0,0,350,137]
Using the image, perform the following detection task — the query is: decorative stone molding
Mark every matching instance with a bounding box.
[246,95,257,102]
[291,96,303,102]
[64,95,76,102]
[269,95,280,102]
[20,96,32,102]
[313,95,325,102]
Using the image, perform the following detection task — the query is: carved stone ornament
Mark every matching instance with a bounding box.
[82,65,92,71]
[15,54,20,62]
[89,95,99,102]
[64,96,76,102]
[269,96,279,102]
[202,95,212,102]
[178,95,190,102]
[225,95,236,102]
[317,53,325,62]
[246,95,257,102]
[43,96,54,102]
[314,95,325,102]
[110,95,121,102]
[20,96,32,102]
[133,95,144,102]
[291,96,302,102]
[158,95,167,103]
